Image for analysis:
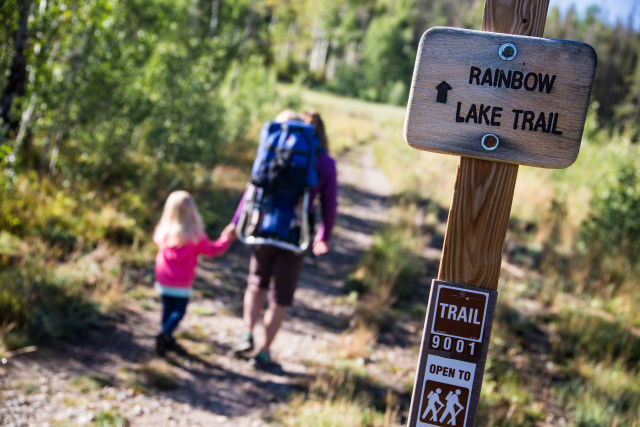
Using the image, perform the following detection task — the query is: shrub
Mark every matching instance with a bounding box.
[347,227,421,304]
[385,80,408,106]
[346,218,423,332]
[274,363,402,426]
[551,307,640,369]
[578,154,640,285]
[0,259,103,345]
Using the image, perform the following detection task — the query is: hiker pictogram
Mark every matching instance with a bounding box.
[419,380,469,427]
[422,387,444,422]
[440,389,464,425]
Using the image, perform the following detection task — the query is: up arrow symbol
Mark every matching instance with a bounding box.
[436,81,452,104]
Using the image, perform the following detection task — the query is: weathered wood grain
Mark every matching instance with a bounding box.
[438,158,518,287]
[404,27,596,168]
[481,0,549,35]
[436,0,551,291]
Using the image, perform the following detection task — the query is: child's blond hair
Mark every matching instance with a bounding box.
[274,109,302,122]
[154,190,205,247]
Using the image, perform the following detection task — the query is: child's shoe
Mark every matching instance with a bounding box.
[155,333,171,356]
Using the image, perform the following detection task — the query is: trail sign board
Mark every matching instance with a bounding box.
[404,27,596,168]
[418,355,474,427]
[431,285,488,343]
[409,280,497,427]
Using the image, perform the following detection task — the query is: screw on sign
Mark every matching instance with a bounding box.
[404,1,596,426]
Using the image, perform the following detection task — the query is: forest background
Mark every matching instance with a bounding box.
[1,0,640,425]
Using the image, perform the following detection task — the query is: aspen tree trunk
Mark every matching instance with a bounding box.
[1,0,31,140]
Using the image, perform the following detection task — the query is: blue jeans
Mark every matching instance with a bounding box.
[161,295,189,338]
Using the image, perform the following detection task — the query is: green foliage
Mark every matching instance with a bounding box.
[94,409,128,426]
[278,398,387,427]
[135,362,179,391]
[479,283,640,427]
[358,12,415,104]
[70,374,113,393]
[321,1,417,105]
[0,174,142,249]
[552,307,640,369]
[275,363,401,426]
[545,6,640,134]
[551,360,640,426]
[578,152,640,282]
[219,56,279,146]
[0,260,103,343]
[329,64,361,98]
[347,226,421,305]
[0,231,22,259]
[346,207,423,332]
[1,0,277,187]
[2,330,31,352]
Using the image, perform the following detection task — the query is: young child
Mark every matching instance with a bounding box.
[153,190,235,355]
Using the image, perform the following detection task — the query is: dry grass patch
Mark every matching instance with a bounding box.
[336,327,376,360]
[273,361,403,427]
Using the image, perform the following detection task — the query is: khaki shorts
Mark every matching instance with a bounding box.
[247,245,305,306]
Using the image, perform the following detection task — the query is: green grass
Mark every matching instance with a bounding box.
[94,409,128,426]
[293,85,407,156]
[119,361,178,392]
[486,279,640,426]
[477,298,550,426]
[0,256,104,347]
[174,324,209,342]
[275,397,390,427]
[272,361,402,426]
[70,374,113,393]
[190,306,216,316]
[552,362,640,427]
[125,285,156,301]
[345,201,425,332]
[551,305,640,369]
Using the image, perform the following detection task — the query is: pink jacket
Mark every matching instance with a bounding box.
[155,235,230,288]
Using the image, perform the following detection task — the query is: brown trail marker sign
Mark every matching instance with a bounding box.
[404,1,596,426]
[405,27,596,169]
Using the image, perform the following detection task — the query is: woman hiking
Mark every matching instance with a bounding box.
[230,110,338,369]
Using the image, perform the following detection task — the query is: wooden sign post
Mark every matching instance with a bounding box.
[404,1,596,426]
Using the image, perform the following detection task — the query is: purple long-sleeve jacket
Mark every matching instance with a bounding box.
[232,152,338,243]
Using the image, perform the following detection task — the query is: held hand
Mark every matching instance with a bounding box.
[221,223,237,242]
[312,238,329,256]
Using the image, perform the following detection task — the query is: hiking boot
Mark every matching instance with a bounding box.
[232,332,254,356]
[250,350,277,370]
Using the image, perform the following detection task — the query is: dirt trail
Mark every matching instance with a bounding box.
[1,145,418,426]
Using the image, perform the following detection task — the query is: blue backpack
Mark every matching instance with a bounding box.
[237,120,320,253]
[250,120,318,192]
